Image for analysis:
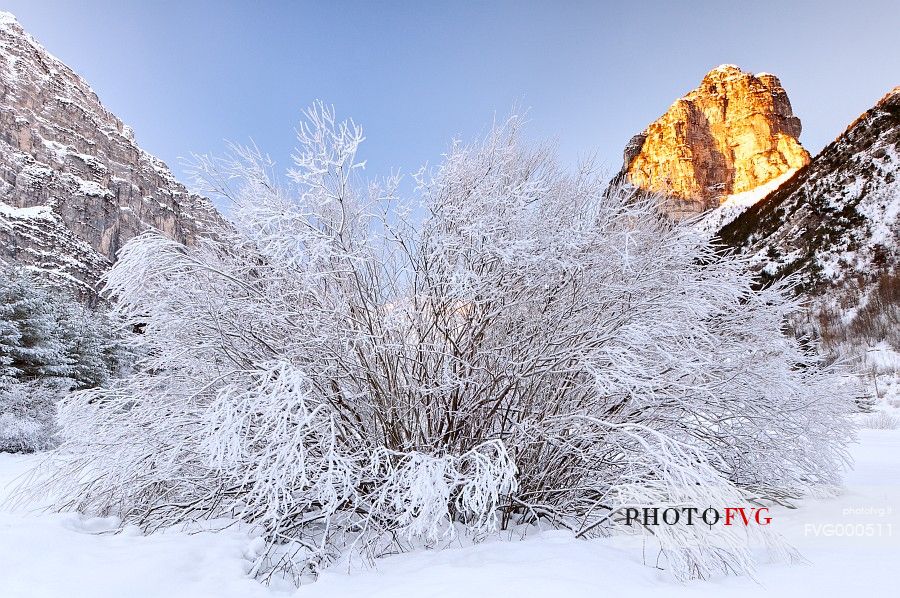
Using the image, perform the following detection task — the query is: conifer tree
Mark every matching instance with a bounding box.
[0,270,68,380]
[0,268,130,452]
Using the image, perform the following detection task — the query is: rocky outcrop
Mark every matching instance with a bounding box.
[0,12,223,298]
[617,65,810,216]
[717,86,900,293]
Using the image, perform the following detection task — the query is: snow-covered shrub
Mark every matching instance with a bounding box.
[0,378,71,452]
[38,105,853,582]
[860,410,900,430]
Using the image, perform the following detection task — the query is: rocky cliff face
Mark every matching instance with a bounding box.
[717,86,900,293]
[0,12,222,298]
[617,65,810,216]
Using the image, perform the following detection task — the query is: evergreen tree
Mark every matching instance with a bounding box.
[0,267,131,452]
[0,270,69,381]
[0,304,21,381]
[55,302,107,390]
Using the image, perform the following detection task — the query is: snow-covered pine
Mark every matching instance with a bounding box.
[0,270,69,380]
[0,310,19,381]
[38,104,853,582]
[0,268,129,452]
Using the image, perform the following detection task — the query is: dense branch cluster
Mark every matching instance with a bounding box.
[40,105,852,582]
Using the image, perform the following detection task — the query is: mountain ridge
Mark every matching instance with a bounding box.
[0,11,223,299]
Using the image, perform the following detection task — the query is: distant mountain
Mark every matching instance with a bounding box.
[716,86,899,294]
[613,65,897,355]
[0,12,222,299]
[612,65,810,219]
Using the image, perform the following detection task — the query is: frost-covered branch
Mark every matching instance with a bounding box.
[34,105,853,583]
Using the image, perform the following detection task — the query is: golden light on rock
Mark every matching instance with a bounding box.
[622,65,811,216]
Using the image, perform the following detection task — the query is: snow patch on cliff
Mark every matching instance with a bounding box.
[0,201,53,220]
[697,168,799,235]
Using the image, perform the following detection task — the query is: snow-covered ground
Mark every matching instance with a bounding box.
[1,423,898,598]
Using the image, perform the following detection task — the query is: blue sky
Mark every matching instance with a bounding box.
[4,0,899,192]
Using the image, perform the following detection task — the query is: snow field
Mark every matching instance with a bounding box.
[2,428,898,597]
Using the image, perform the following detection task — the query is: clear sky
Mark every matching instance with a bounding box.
[3,0,899,193]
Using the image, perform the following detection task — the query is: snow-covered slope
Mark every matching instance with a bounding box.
[697,168,800,235]
[0,12,222,298]
[716,86,900,292]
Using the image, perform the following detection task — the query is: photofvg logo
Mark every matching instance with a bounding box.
[624,507,772,527]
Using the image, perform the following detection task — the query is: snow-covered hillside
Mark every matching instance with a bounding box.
[717,86,900,292]
[2,423,898,598]
[715,86,899,377]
